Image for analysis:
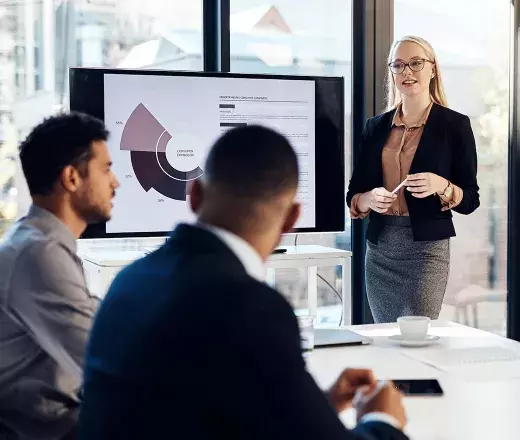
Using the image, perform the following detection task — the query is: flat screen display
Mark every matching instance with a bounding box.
[69,68,345,238]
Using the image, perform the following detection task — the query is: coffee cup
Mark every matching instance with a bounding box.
[397,316,430,340]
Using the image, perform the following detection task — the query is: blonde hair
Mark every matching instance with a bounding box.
[385,36,448,111]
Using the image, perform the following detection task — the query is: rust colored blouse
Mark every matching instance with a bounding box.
[350,103,463,218]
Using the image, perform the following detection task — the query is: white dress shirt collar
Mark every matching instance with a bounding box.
[196,222,266,283]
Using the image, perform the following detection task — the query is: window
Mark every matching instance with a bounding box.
[0,1,203,234]
[230,1,353,324]
[394,0,510,334]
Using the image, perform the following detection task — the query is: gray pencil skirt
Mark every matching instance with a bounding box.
[365,216,450,323]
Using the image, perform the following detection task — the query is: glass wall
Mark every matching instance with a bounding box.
[1,0,511,331]
[1,1,352,326]
[0,0,203,233]
[230,0,352,324]
[394,0,510,334]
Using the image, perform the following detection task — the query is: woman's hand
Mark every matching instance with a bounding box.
[358,188,397,214]
[406,173,448,198]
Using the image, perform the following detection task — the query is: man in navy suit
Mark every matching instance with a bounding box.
[78,125,409,440]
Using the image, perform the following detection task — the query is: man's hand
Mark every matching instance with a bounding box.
[354,381,407,429]
[327,368,377,413]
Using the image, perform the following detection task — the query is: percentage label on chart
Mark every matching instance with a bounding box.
[125,174,133,179]
[157,199,165,203]
[116,121,124,125]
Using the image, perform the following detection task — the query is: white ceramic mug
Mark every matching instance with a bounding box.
[397,316,430,340]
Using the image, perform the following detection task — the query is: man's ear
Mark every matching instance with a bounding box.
[189,179,204,214]
[282,202,301,234]
[60,165,81,193]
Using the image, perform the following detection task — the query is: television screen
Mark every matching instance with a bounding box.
[69,68,345,238]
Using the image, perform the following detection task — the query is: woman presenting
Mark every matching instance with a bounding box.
[346,36,479,323]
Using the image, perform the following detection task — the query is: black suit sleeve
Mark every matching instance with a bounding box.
[346,119,374,207]
[242,282,408,440]
[451,115,480,215]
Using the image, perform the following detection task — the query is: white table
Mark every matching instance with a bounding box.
[78,244,352,319]
[307,320,520,440]
[266,245,351,321]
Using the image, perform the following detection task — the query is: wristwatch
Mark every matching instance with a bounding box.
[441,180,454,199]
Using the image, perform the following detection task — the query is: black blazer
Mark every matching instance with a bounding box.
[347,103,479,243]
[78,224,408,440]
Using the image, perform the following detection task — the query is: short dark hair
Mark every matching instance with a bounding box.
[19,112,109,196]
[204,125,299,200]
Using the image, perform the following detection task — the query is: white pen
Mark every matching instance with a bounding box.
[391,179,408,194]
[352,380,389,409]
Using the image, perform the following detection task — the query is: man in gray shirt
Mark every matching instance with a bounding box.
[0,113,119,439]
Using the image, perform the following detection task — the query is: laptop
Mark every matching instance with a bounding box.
[314,328,373,347]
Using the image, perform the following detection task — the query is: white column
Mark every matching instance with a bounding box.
[42,0,55,92]
[24,0,35,95]
[342,257,351,325]
[307,266,318,317]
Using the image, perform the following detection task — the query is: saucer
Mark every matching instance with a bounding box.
[388,334,440,347]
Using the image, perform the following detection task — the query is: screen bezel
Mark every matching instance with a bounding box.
[69,67,345,239]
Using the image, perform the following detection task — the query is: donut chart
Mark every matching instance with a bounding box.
[120,103,204,200]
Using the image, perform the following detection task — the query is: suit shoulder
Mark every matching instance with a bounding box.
[102,252,160,300]
[369,108,395,124]
[365,108,395,132]
[229,277,284,301]
[437,105,470,123]
[15,238,78,276]
[229,278,295,316]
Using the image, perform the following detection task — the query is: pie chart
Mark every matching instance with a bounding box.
[120,103,204,201]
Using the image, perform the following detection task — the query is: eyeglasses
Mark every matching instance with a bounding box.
[388,58,434,74]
